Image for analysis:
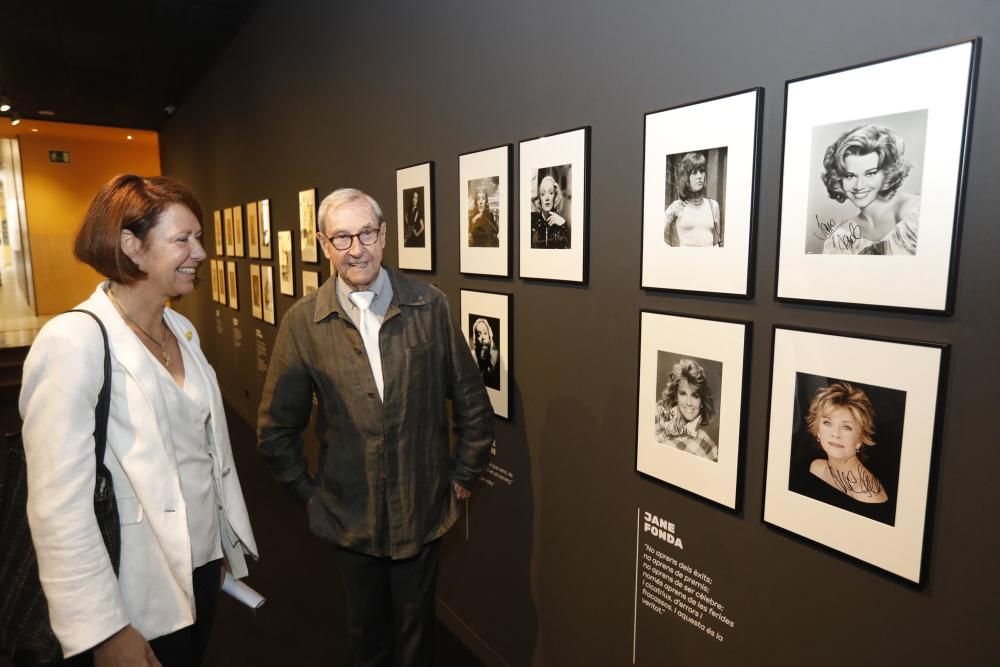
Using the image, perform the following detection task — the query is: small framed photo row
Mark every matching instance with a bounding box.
[519,126,589,283]
[213,210,224,255]
[635,312,749,509]
[460,290,510,420]
[215,259,226,304]
[763,326,947,584]
[226,261,238,310]
[641,88,762,297]
[302,270,320,296]
[776,39,980,314]
[258,198,273,260]
[250,264,263,320]
[261,265,276,324]
[247,200,260,259]
[459,144,511,277]
[278,230,295,296]
[223,207,235,256]
[396,162,434,271]
[299,188,318,263]
[233,205,245,257]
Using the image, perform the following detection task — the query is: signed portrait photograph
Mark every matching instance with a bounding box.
[529,164,573,250]
[804,110,926,256]
[764,326,946,583]
[460,290,510,419]
[786,372,904,526]
[653,351,723,463]
[467,314,501,391]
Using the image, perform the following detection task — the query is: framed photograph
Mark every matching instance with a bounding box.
[278,230,295,296]
[261,265,276,324]
[249,264,263,319]
[299,188,318,263]
[226,261,238,310]
[764,326,947,583]
[460,290,511,419]
[635,312,749,509]
[247,200,260,259]
[215,259,226,304]
[223,207,235,256]
[209,259,219,302]
[396,162,434,271]
[519,126,589,283]
[776,39,979,314]
[302,270,320,296]
[459,144,511,277]
[641,88,762,296]
[232,205,245,257]
[213,210,224,255]
[258,198,273,260]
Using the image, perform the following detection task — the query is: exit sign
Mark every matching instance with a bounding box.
[48,150,71,164]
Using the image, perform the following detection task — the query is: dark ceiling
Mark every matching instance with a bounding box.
[0,0,263,130]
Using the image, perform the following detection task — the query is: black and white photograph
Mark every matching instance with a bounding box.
[258,198,273,260]
[787,372,904,526]
[261,265,276,324]
[209,259,219,302]
[805,110,926,256]
[247,200,260,259]
[764,327,947,583]
[226,260,238,310]
[215,259,226,304]
[278,230,294,296]
[223,207,235,256]
[299,188,318,263]
[302,270,320,296]
[663,148,726,248]
[232,204,244,257]
[396,162,434,271]
[468,314,500,391]
[213,210,223,255]
[250,263,263,320]
[653,352,723,463]
[460,290,511,419]
[519,127,589,282]
[776,39,979,312]
[636,312,749,509]
[459,144,511,276]
[642,88,761,296]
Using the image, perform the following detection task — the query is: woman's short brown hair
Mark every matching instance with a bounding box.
[74,174,203,283]
[806,381,877,447]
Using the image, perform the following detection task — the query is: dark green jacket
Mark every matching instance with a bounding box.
[257,267,494,558]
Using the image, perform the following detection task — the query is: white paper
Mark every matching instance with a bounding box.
[222,571,266,609]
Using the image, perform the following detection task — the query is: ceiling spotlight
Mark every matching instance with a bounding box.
[10,113,21,126]
[0,93,10,112]
[126,135,133,140]
[31,128,38,133]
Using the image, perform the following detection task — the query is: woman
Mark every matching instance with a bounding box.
[654,358,718,461]
[800,382,890,513]
[664,152,722,247]
[530,173,570,249]
[19,175,257,665]
[820,124,920,255]
[468,188,499,247]
[403,189,425,247]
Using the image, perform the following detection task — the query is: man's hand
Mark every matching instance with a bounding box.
[452,481,471,500]
[93,625,161,667]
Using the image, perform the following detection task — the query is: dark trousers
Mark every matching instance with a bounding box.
[65,558,222,667]
[334,540,441,667]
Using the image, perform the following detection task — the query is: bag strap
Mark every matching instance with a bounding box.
[64,309,112,467]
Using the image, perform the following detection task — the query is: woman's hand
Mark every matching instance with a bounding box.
[93,625,161,667]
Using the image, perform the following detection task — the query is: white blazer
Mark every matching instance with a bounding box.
[19,284,258,658]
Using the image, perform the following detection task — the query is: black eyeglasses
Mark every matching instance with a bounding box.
[326,227,381,251]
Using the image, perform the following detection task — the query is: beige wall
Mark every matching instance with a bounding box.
[12,123,159,314]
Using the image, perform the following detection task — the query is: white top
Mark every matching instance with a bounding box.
[153,335,223,568]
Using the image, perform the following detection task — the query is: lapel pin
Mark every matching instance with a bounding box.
[185,330,193,341]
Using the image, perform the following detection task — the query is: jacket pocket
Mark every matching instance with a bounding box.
[116,496,144,525]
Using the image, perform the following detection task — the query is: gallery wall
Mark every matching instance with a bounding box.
[159,1,1000,664]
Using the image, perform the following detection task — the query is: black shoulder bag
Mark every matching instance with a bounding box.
[0,310,121,665]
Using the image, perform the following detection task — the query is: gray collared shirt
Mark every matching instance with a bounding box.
[257,266,494,559]
[335,266,392,329]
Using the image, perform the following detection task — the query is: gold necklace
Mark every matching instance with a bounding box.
[108,287,172,368]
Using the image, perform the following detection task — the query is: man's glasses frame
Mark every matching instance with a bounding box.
[325,226,382,251]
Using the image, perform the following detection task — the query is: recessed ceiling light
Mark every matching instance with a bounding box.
[31,128,38,132]
[126,135,133,140]
[10,114,21,126]
[37,110,56,116]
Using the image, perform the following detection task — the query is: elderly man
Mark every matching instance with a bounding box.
[257,188,494,666]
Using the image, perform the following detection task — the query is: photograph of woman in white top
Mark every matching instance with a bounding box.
[664,151,723,248]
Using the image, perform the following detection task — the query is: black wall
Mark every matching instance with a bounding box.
[161,1,1000,664]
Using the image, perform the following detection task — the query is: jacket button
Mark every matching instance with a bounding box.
[367,392,376,399]
[355,348,363,355]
